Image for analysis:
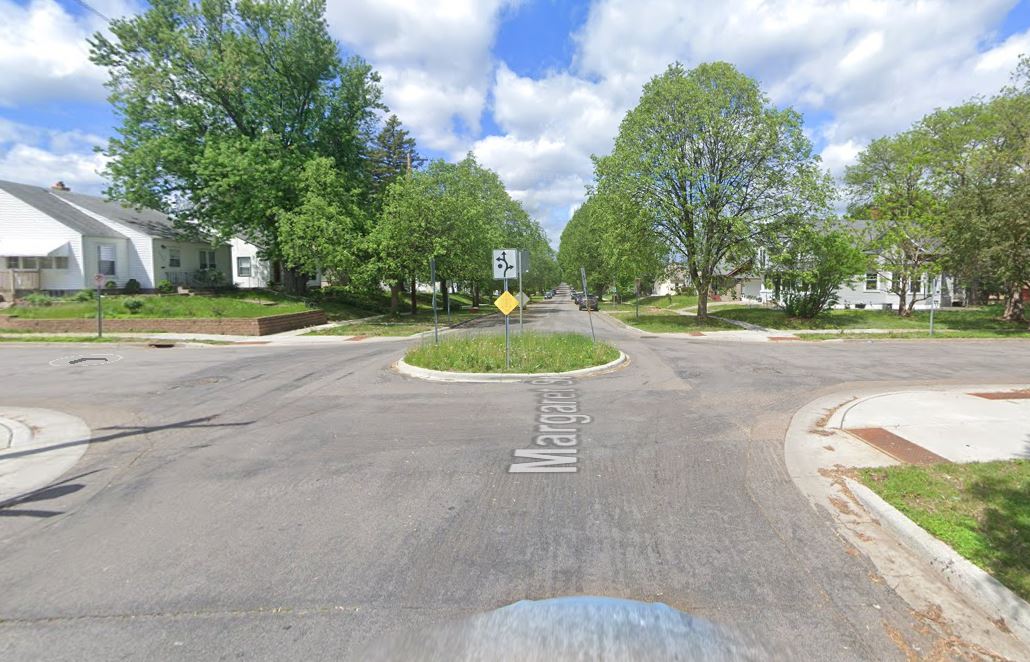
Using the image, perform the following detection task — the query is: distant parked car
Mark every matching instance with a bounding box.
[571,290,579,300]
[544,291,553,300]
[579,294,598,311]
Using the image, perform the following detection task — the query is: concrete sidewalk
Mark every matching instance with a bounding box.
[785,384,1030,659]
[828,387,1030,463]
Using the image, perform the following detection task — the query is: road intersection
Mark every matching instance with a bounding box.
[1,298,1029,659]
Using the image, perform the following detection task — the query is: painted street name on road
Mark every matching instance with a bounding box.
[509,377,589,473]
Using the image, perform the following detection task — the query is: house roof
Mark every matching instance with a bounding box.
[0,179,125,239]
[51,189,189,240]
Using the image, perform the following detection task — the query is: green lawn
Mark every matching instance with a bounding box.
[609,309,739,333]
[308,309,494,337]
[404,331,619,373]
[799,329,1030,341]
[605,293,699,313]
[0,335,231,344]
[713,304,1028,334]
[859,460,1030,602]
[5,292,310,319]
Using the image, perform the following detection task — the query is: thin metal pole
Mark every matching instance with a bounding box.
[430,259,439,344]
[635,278,640,321]
[517,250,524,333]
[503,276,510,369]
[580,267,595,343]
[929,274,938,337]
[96,282,103,338]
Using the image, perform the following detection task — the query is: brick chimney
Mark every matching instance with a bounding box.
[50,180,70,192]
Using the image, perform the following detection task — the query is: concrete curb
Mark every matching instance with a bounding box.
[394,351,628,383]
[847,477,1030,644]
[0,407,92,506]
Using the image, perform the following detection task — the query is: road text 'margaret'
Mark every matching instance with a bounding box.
[508,378,589,473]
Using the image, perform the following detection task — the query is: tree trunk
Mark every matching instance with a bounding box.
[696,281,709,322]
[410,277,417,315]
[282,266,308,295]
[440,279,449,311]
[389,281,400,314]
[1002,285,1025,323]
[896,276,909,317]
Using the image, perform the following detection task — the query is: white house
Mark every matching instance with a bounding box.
[0,179,268,297]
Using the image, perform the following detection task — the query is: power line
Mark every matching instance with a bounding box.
[69,0,110,23]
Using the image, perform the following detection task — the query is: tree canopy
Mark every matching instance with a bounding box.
[90,0,383,289]
[594,61,833,319]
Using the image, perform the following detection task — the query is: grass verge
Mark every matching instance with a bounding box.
[799,329,1030,341]
[858,460,1029,602]
[404,331,619,373]
[608,310,739,333]
[714,304,1028,333]
[308,309,493,337]
[4,292,310,319]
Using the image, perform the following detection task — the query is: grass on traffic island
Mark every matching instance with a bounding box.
[608,309,739,333]
[858,460,1030,602]
[404,331,619,373]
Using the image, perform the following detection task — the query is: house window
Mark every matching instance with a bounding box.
[54,256,68,269]
[910,278,922,294]
[20,257,38,270]
[199,250,217,270]
[864,272,878,291]
[237,256,252,277]
[98,245,116,276]
[168,248,181,268]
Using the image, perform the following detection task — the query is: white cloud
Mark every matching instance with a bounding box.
[0,118,108,193]
[326,0,515,152]
[0,0,139,107]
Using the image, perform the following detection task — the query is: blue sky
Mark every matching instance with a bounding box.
[2,0,1030,243]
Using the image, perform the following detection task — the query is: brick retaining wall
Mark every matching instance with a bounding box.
[0,310,327,336]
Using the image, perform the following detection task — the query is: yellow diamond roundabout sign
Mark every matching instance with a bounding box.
[494,290,519,316]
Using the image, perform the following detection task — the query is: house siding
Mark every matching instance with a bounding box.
[0,189,86,291]
[230,238,270,288]
[58,198,155,288]
[153,239,232,286]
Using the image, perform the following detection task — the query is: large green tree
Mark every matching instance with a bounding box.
[596,62,832,320]
[845,128,946,316]
[922,58,1030,322]
[90,0,383,291]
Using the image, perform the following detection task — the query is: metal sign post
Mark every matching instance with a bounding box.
[929,274,940,337]
[635,277,641,321]
[516,250,524,333]
[580,266,595,343]
[493,250,519,369]
[94,273,104,338]
[503,277,510,368]
[430,258,439,344]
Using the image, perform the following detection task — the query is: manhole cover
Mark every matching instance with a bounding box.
[49,353,124,367]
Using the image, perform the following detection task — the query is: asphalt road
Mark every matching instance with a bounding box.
[2,299,1030,660]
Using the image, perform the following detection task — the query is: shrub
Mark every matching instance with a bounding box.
[123,278,142,294]
[156,279,176,294]
[24,293,53,306]
[73,289,94,302]
[193,269,226,287]
[123,298,144,314]
[105,280,118,289]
